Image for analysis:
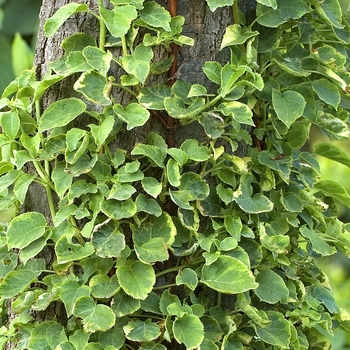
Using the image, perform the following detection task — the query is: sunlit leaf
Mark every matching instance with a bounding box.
[73,296,115,332]
[201,255,258,293]
[39,98,86,132]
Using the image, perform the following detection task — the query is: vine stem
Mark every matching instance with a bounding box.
[97,1,106,50]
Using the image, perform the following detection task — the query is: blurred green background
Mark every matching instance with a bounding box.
[0,0,350,347]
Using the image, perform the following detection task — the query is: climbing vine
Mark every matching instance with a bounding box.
[0,0,350,348]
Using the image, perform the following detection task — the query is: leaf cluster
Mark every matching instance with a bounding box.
[0,0,350,349]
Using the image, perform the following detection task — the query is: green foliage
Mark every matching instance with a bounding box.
[0,0,350,349]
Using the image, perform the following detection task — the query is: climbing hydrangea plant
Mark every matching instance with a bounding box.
[1,0,350,348]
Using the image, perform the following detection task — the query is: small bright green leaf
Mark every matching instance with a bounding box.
[99,4,137,38]
[167,148,188,165]
[139,85,172,110]
[181,139,211,161]
[122,45,154,84]
[44,3,89,37]
[220,65,245,97]
[108,182,136,200]
[131,144,165,167]
[135,194,162,216]
[90,274,120,298]
[272,89,306,128]
[173,314,204,349]
[141,177,162,198]
[113,103,150,130]
[254,311,291,348]
[117,259,155,300]
[217,101,254,126]
[167,159,181,187]
[55,236,95,264]
[256,0,277,9]
[164,96,205,119]
[202,61,222,85]
[59,281,90,316]
[124,319,161,342]
[221,24,259,49]
[300,226,337,256]
[314,180,350,208]
[7,212,46,249]
[39,98,86,132]
[112,292,141,317]
[82,46,112,76]
[312,79,341,109]
[140,1,171,31]
[201,255,258,293]
[0,111,20,140]
[199,112,225,139]
[52,161,73,199]
[206,0,234,12]
[0,269,37,298]
[13,173,35,204]
[176,268,198,290]
[92,227,126,258]
[315,143,350,168]
[187,84,209,98]
[101,199,137,219]
[73,296,115,333]
[256,0,311,27]
[74,71,111,106]
[255,270,289,304]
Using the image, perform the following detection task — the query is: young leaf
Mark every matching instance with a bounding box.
[7,212,47,250]
[217,101,254,126]
[121,45,154,84]
[272,89,306,128]
[201,255,258,293]
[89,115,115,148]
[124,319,161,342]
[300,226,337,256]
[101,199,137,219]
[55,236,95,264]
[74,71,111,106]
[39,98,86,132]
[82,46,112,76]
[140,1,171,31]
[113,103,150,130]
[0,111,20,140]
[117,259,155,300]
[73,296,115,333]
[173,314,204,349]
[44,3,89,37]
[99,4,138,38]
[92,227,126,258]
[221,24,259,49]
[138,85,172,110]
[206,0,234,12]
[141,177,162,198]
